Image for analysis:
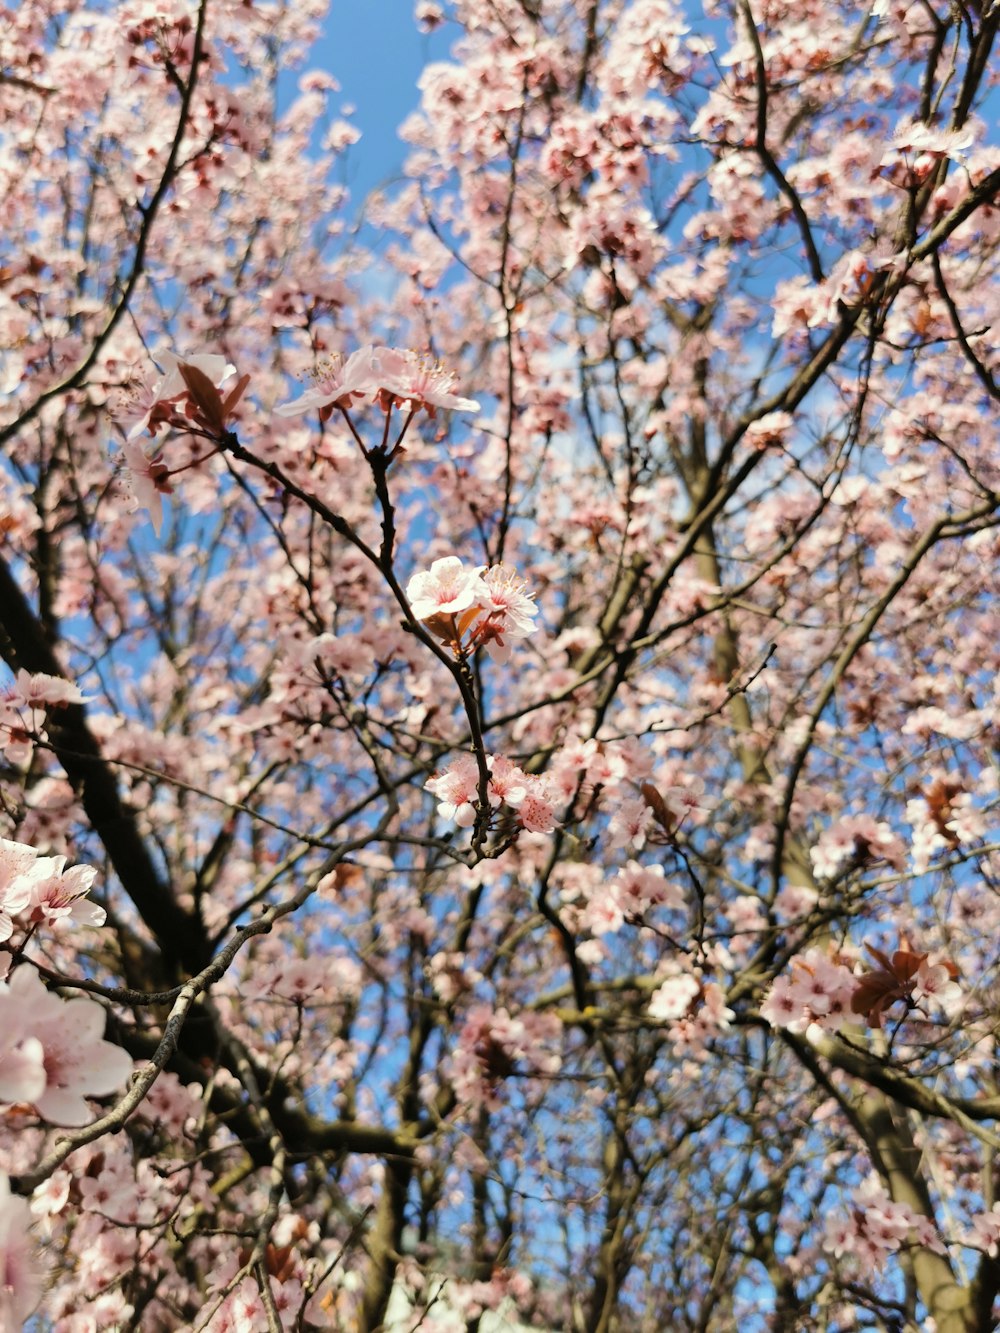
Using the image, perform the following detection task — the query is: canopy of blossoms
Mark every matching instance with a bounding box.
[0,0,998,1329]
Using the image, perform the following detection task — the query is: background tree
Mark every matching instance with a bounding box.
[1,0,999,1329]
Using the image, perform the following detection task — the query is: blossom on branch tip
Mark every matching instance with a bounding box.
[0,838,104,936]
[406,559,538,660]
[273,345,379,420]
[374,347,480,417]
[274,344,479,421]
[0,840,38,943]
[425,754,558,836]
[12,670,90,710]
[406,556,487,622]
[116,350,236,441]
[474,565,538,663]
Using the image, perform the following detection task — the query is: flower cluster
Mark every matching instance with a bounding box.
[243,953,362,1006]
[760,948,859,1034]
[450,1004,562,1111]
[0,965,132,1125]
[809,814,906,880]
[406,557,538,662]
[964,1204,1000,1257]
[275,343,480,421]
[114,350,245,534]
[0,837,105,941]
[578,860,685,935]
[850,943,962,1028]
[1,670,91,767]
[824,1178,945,1276]
[425,752,558,834]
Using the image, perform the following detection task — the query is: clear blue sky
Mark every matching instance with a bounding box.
[310,2,451,205]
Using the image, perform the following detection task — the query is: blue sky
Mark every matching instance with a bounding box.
[310,2,451,204]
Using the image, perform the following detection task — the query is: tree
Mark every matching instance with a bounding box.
[0,0,999,1327]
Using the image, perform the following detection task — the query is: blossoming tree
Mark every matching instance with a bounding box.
[1,0,999,1328]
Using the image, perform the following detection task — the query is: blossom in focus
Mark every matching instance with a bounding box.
[406,558,539,661]
[12,670,90,710]
[0,1172,44,1326]
[273,345,381,420]
[426,755,558,835]
[117,349,236,441]
[375,347,480,416]
[1,967,132,1126]
[0,838,104,935]
[274,344,479,421]
[426,753,481,827]
[474,565,538,662]
[760,948,858,1034]
[19,857,106,930]
[406,556,487,622]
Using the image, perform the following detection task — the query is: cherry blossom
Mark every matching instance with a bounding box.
[273,345,382,420]
[0,840,37,943]
[118,436,174,535]
[116,350,237,441]
[1,968,132,1126]
[12,671,90,710]
[1,0,999,1326]
[0,1172,44,1327]
[406,556,487,622]
[425,753,482,828]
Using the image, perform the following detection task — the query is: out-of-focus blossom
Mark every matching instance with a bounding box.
[0,1171,44,1326]
[119,436,173,536]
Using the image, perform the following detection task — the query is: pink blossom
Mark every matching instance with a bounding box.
[374,347,480,416]
[607,796,653,850]
[911,959,963,1017]
[118,349,236,440]
[760,949,858,1034]
[0,1171,44,1326]
[516,789,558,834]
[406,556,487,621]
[19,856,105,930]
[744,411,794,450]
[487,754,529,808]
[275,344,479,421]
[0,839,37,943]
[12,670,90,709]
[810,815,906,879]
[119,435,173,536]
[648,972,700,1021]
[0,989,45,1105]
[4,967,132,1126]
[273,345,380,420]
[964,1204,1000,1257]
[425,753,482,827]
[474,565,538,662]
